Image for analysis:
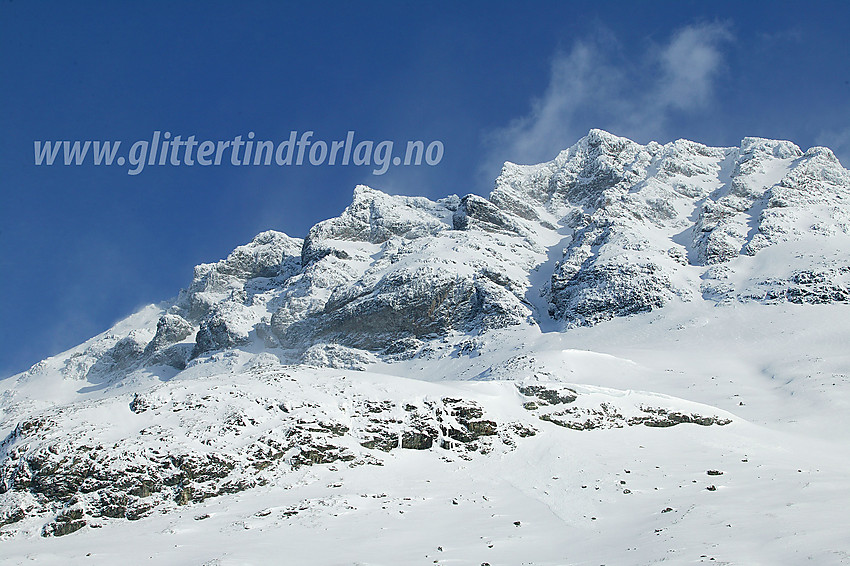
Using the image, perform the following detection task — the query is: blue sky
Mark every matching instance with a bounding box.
[1,1,849,378]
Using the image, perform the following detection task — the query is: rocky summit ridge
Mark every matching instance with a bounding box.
[55,128,850,375]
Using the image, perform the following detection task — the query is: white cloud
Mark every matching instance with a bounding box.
[656,23,732,111]
[482,23,732,179]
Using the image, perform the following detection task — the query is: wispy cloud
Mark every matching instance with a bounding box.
[482,23,732,179]
[655,23,732,111]
[496,42,619,167]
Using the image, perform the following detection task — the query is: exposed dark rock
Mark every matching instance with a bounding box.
[628,407,732,427]
[538,403,732,430]
[144,314,193,355]
[42,508,86,537]
[453,194,522,235]
[400,432,434,450]
[518,385,578,405]
[193,310,250,357]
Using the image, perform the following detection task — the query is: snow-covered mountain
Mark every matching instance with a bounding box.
[2,130,850,565]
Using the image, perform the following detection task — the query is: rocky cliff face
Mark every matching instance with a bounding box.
[494,130,850,324]
[175,129,845,353]
[17,130,850,378]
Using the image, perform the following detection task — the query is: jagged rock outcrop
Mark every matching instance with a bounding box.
[145,314,193,354]
[267,186,537,353]
[493,129,850,325]
[180,230,303,320]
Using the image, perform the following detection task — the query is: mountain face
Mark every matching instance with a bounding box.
[41,129,850,375]
[2,131,850,564]
[192,130,850,358]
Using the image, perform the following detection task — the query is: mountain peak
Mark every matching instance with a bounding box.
[2,131,850,557]
[739,136,802,159]
[583,127,635,147]
[6,129,846,382]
